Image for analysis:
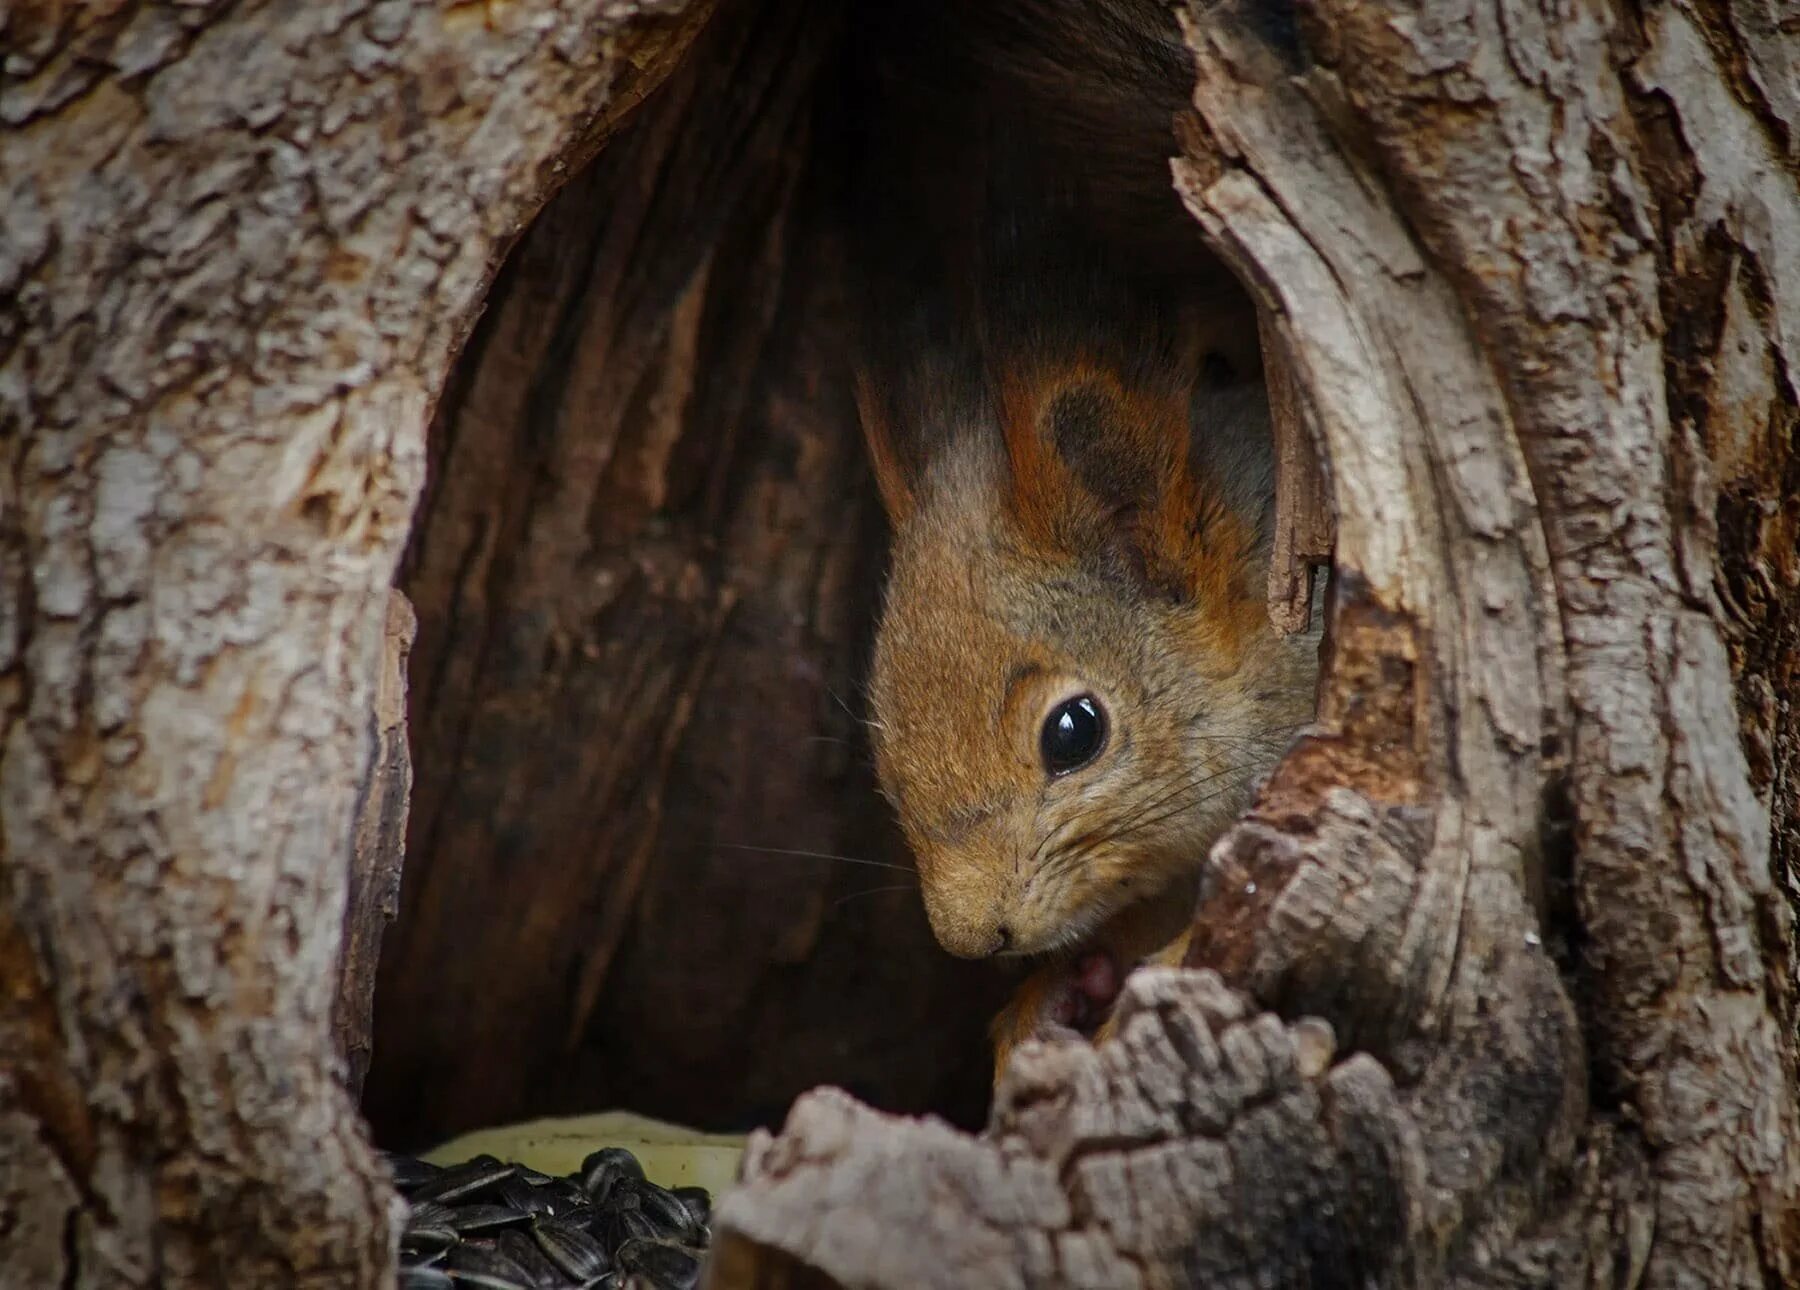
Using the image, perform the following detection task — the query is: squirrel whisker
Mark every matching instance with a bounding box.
[832,883,921,912]
[715,843,915,873]
[825,685,885,732]
[1088,761,1248,845]
[1108,772,1252,845]
[1021,810,1085,883]
[1040,764,1255,882]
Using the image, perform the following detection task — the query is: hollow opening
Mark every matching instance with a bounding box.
[360,0,1312,1153]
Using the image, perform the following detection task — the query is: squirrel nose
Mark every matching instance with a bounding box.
[928,906,1013,958]
[919,867,1015,957]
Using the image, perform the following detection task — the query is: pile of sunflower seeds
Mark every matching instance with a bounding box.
[388,1146,710,1289]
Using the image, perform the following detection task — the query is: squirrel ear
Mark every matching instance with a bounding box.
[1020,368,1218,601]
[853,372,918,525]
[1041,380,1161,522]
[994,366,1081,549]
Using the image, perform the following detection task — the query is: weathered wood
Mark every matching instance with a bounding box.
[1259,310,1333,635]
[1305,3,1800,1279]
[707,2,1800,1285]
[334,589,417,1100]
[715,969,1424,1290]
[363,0,1011,1149]
[0,3,710,1285]
[6,0,1797,1285]
[1634,0,1800,1114]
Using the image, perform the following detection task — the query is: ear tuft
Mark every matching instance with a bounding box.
[854,372,918,525]
[994,365,1085,551]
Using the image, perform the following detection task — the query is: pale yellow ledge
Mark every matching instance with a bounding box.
[426,1110,746,1198]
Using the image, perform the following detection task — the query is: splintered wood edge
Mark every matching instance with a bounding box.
[1260,310,1334,635]
[334,588,419,1097]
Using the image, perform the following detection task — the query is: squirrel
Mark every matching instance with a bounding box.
[834,0,1320,1075]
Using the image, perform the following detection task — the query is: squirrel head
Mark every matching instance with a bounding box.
[864,358,1316,959]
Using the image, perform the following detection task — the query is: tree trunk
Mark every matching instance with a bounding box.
[6,0,1797,1287]
[0,2,711,1284]
[708,2,1800,1286]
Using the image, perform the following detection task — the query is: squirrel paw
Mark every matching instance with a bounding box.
[990,929,1195,1083]
[990,949,1126,1081]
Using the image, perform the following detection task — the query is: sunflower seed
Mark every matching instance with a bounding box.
[593,1203,659,1256]
[492,1229,571,1288]
[615,1239,701,1290]
[402,1225,459,1254]
[400,1269,456,1290]
[617,1182,695,1244]
[408,1201,459,1229]
[533,1216,613,1281]
[444,1241,535,1290]
[496,1175,559,1217]
[388,1152,446,1192]
[669,1188,710,1233]
[553,1200,597,1231]
[380,1140,708,1290]
[544,1177,590,1207]
[415,1159,517,1205]
[579,1148,644,1207]
[449,1203,532,1235]
[445,1274,530,1290]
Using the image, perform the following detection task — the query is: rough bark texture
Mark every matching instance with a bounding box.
[361,0,1011,1150]
[0,2,710,1285]
[708,2,1800,1286]
[6,0,1797,1286]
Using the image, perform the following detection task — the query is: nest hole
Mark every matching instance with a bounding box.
[361,0,1304,1151]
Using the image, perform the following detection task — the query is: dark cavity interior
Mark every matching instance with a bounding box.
[362,0,1266,1148]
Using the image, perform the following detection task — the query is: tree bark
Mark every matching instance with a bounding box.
[0,2,710,1285]
[6,0,1797,1287]
[708,2,1800,1286]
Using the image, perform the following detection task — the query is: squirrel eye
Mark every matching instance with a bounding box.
[1040,695,1107,776]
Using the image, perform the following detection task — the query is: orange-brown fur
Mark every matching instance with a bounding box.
[865,359,1315,962]
[839,0,1319,1078]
